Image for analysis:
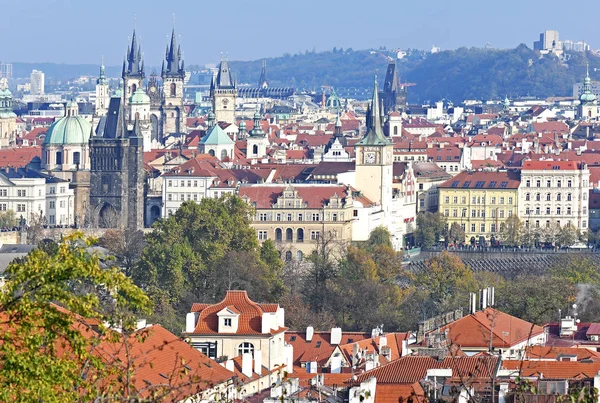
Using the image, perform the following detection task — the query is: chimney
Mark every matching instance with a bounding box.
[185,312,199,333]
[330,327,342,345]
[306,326,314,342]
[241,353,253,378]
[225,359,235,372]
[489,286,495,307]
[379,336,388,349]
[254,350,262,374]
[401,340,410,357]
[481,288,488,310]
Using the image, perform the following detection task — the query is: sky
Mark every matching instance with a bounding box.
[3,0,600,66]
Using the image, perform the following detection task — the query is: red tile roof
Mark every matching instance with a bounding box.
[435,308,544,349]
[524,345,600,361]
[374,383,426,403]
[95,324,235,400]
[285,331,371,367]
[238,185,348,209]
[0,147,41,167]
[502,360,600,380]
[531,122,569,134]
[438,171,520,190]
[354,355,499,384]
[522,160,580,171]
[187,290,283,335]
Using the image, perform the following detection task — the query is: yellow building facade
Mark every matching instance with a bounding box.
[438,171,520,244]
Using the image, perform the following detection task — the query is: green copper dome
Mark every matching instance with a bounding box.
[129,87,150,104]
[43,115,91,145]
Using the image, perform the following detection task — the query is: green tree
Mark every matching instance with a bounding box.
[556,225,579,247]
[0,209,16,229]
[499,214,522,246]
[98,228,146,276]
[260,240,286,301]
[0,233,150,402]
[412,252,476,317]
[366,226,393,249]
[415,212,447,248]
[446,222,466,245]
[134,195,267,331]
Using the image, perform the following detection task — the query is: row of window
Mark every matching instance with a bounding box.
[525,207,587,215]
[167,180,204,188]
[48,201,66,209]
[444,209,513,218]
[167,193,203,201]
[444,196,514,205]
[525,220,585,229]
[525,179,578,188]
[525,193,582,202]
[258,212,344,222]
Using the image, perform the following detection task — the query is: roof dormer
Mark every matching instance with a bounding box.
[217,306,240,334]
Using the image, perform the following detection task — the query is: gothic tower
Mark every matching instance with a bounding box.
[122,29,145,107]
[382,60,407,114]
[211,59,237,124]
[161,28,185,137]
[355,78,394,207]
[89,97,145,230]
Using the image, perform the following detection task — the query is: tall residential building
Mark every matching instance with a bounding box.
[438,171,521,244]
[0,63,12,79]
[30,70,45,95]
[518,161,590,233]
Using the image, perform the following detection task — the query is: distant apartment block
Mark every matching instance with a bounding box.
[0,63,12,79]
[563,40,590,52]
[533,30,563,56]
[30,70,45,95]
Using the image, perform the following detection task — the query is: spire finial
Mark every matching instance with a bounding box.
[133,15,136,29]
[172,13,175,29]
[101,55,104,67]
[587,62,590,78]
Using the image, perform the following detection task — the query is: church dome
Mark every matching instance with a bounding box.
[43,114,91,145]
[129,87,150,104]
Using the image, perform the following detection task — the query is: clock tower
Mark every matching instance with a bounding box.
[211,59,237,124]
[161,28,186,137]
[355,78,393,207]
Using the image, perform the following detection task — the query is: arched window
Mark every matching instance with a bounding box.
[546,193,551,201]
[275,228,282,241]
[535,193,541,201]
[238,342,254,357]
[297,250,303,261]
[220,149,228,160]
[253,144,258,155]
[297,228,304,242]
[567,193,572,201]
[556,193,561,201]
[132,84,137,93]
[525,193,530,201]
[208,149,215,157]
[393,126,398,135]
[56,151,63,165]
[73,152,81,167]
[170,83,176,97]
[286,228,293,242]
[285,251,292,261]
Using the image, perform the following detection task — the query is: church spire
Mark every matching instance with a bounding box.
[357,77,390,146]
[164,28,184,77]
[215,58,235,89]
[259,60,268,89]
[124,29,144,78]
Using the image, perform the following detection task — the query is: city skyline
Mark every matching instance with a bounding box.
[3,0,599,65]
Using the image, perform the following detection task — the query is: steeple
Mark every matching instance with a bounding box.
[215,59,235,89]
[357,77,391,146]
[249,112,265,137]
[97,57,107,85]
[164,28,184,77]
[259,60,268,89]
[124,29,144,78]
[334,113,342,137]
[580,63,597,104]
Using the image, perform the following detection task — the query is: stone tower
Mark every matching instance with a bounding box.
[211,59,237,124]
[355,78,394,207]
[89,97,144,230]
[161,28,185,137]
[382,60,407,114]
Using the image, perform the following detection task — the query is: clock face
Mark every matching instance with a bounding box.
[365,152,376,164]
[150,87,156,93]
[222,98,229,105]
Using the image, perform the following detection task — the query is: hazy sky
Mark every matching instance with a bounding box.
[4,0,600,65]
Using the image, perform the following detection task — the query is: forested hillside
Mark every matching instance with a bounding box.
[229,45,599,102]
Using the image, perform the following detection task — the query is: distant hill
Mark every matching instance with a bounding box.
[228,45,598,103]
[12,45,600,102]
